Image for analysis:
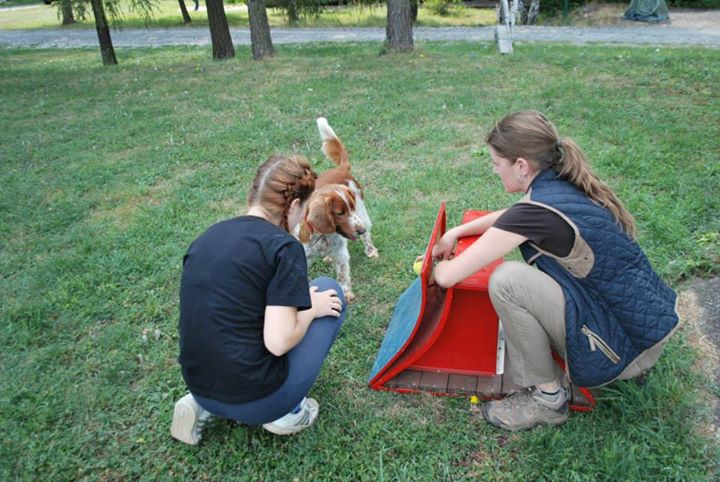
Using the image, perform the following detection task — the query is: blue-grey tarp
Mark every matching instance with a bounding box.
[624,0,669,22]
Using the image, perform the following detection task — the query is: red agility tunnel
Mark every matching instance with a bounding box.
[368,203,595,411]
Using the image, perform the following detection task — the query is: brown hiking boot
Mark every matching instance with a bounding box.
[482,386,569,431]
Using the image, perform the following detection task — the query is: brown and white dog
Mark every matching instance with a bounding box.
[296,117,379,302]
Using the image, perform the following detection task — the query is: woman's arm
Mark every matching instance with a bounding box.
[433,209,507,260]
[433,227,526,288]
[263,287,342,356]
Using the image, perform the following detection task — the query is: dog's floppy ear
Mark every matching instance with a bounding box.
[304,194,336,236]
[298,218,313,244]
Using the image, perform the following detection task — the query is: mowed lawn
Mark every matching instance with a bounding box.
[1,42,718,480]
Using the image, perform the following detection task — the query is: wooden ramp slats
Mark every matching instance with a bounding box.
[387,370,422,389]
[473,375,503,396]
[419,372,450,391]
[383,369,592,407]
[447,374,479,394]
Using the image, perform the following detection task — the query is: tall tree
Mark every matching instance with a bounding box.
[500,0,540,25]
[206,0,235,59]
[409,0,418,23]
[178,0,192,24]
[285,0,299,24]
[89,0,117,65]
[247,0,275,60]
[55,0,153,65]
[386,0,413,52]
[521,0,540,24]
[60,0,76,24]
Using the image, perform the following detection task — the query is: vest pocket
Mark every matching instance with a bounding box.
[581,325,621,364]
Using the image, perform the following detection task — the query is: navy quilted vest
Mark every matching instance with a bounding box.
[519,169,679,387]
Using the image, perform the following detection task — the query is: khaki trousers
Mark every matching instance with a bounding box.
[488,261,668,388]
[489,261,567,387]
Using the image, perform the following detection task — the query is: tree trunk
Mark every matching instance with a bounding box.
[526,0,540,24]
[206,0,235,59]
[89,0,117,65]
[247,0,275,60]
[287,0,299,24]
[178,0,192,24]
[410,0,418,22]
[61,0,75,25]
[386,0,413,52]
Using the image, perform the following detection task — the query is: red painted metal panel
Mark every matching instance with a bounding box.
[409,210,500,375]
[410,288,498,375]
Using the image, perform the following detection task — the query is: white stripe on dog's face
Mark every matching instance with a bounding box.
[333,187,365,238]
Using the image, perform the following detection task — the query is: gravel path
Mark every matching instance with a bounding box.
[0,19,718,48]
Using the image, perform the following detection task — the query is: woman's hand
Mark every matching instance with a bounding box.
[433,230,458,261]
[309,286,343,319]
[264,287,343,356]
[434,227,527,288]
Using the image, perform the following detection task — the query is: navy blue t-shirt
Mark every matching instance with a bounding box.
[178,216,312,404]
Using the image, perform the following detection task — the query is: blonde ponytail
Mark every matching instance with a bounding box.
[556,138,636,239]
[487,110,637,239]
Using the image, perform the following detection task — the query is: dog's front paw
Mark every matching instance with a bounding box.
[366,247,379,259]
[344,290,356,304]
[323,256,334,264]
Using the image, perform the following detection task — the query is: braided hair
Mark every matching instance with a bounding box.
[247,154,318,231]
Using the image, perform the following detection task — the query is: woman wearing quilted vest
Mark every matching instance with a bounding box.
[432,110,679,431]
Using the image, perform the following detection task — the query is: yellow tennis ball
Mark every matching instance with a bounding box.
[413,259,423,275]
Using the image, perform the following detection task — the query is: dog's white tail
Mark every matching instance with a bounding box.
[316,117,337,142]
[317,117,350,170]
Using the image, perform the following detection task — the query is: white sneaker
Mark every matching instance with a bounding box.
[170,393,212,445]
[262,398,319,435]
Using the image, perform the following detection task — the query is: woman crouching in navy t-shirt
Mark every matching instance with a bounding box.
[171,154,346,444]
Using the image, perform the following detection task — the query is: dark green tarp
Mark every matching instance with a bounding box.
[624,0,669,22]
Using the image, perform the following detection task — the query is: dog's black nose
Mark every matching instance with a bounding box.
[355,228,366,236]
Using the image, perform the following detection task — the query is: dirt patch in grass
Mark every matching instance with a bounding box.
[677,277,720,439]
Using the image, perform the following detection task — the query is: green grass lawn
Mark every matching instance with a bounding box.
[0,0,496,29]
[1,42,719,480]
